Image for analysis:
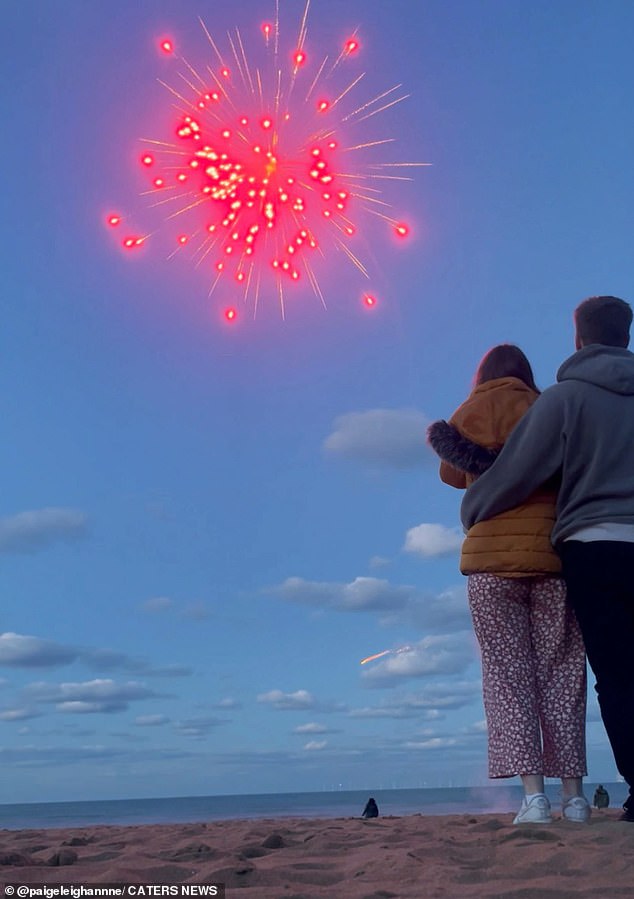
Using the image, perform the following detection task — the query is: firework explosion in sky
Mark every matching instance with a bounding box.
[106,0,427,323]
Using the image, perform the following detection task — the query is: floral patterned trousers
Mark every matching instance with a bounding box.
[468,573,587,779]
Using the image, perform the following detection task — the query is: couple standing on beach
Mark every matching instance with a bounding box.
[428,295,634,825]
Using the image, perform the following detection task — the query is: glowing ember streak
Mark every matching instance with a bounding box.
[360,645,413,665]
[359,650,391,665]
[123,235,145,249]
[106,1,428,321]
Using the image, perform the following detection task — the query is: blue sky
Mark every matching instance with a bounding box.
[1,0,632,803]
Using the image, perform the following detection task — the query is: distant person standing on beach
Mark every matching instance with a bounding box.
[462,296,634,824]
[428,344,588,825]
[593,785,609,809]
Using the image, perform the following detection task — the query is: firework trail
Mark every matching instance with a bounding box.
[106,1,428,324]
[360,645,413,665]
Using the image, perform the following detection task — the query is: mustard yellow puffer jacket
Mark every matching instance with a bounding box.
[439,377,561,577]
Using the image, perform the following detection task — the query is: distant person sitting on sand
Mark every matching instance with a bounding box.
[593,785,610,809]
[361,797,379,818]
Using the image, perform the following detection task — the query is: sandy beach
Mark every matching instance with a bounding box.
[1,809,632,897]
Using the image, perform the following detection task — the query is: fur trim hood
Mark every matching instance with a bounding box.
[427,420,499,477]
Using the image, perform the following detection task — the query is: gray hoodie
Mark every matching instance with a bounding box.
[461,345,634,545]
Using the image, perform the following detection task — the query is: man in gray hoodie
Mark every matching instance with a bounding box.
[461,295,634,822]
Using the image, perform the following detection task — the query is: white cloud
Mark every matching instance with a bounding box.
[369,555,390,569]
[270,576,471,634]
[402,681,482,709]
[80,648,192,678]
[0,707,41,721]
[182,602,212,621]
[173,715,225,737]
[24,678,161,714]
[143,663,192,678]
[139,597,212,622]
[0,743,196,771]
[214,697,242,710]
[303,740,327,751]
[257,689,317,711]
[348,705,442,721]
[323,409,432,468]
[0,632,191,679]
[404,737,458,750]
[141,596,173,613]
[57,700,128,714]
[0,633,77,668]
[467,719,488,734]
[0,508,87,553]
[293,722,330,734]
[378,584,471,633]
[270,576,411,612]
[81,648,137,671]
[135,714,169,727]
[403,523,463,558]
[361,634,475,686]
[350,681,481,718]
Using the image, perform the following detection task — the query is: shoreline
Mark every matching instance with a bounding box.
[0,782,626,831]
[1,809,632,897]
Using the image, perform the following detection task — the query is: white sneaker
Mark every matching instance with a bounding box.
[513,794,552,824]
[562,795,591,823]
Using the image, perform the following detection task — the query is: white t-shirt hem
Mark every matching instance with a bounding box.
[565,523,634,543]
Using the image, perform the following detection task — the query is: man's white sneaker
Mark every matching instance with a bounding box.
[562,795,591,823]
[513,794,552,824]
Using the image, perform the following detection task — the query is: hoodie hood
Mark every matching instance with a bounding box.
[557,345,634,395]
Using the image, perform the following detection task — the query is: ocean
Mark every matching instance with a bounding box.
[0,782,627,831]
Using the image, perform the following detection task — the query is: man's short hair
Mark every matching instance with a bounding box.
[575,296,632,348]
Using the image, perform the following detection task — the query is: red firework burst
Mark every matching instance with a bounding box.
[107,1,428,323]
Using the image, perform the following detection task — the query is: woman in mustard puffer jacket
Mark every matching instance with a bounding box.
[428,344,589,825]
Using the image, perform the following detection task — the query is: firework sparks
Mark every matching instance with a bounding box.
[107,1,429,323]
[360,645,413,666]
